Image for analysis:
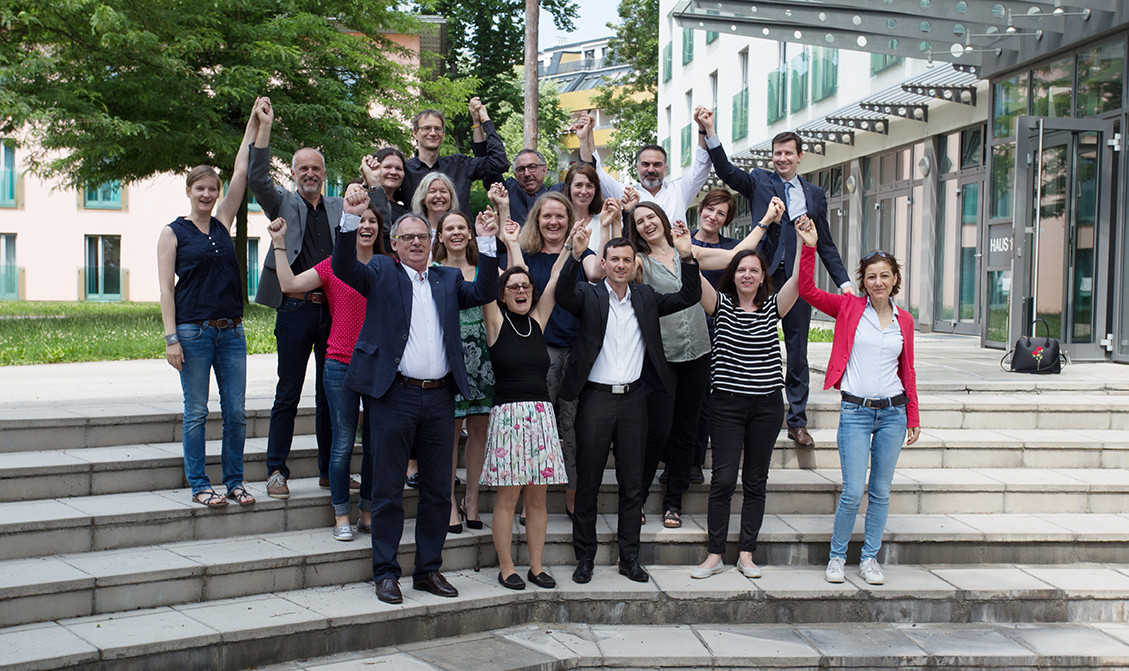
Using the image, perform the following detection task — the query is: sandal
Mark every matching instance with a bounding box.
[227,485,255,505]
[193,490,228,507]
[663,509,682,529]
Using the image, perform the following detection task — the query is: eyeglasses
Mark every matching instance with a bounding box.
[416,125,444,134]
[861,250,892,263]
[394,233,430,243]
[505,283,532,292]
[515,164,545,174]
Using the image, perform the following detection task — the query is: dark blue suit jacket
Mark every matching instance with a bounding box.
[707,143,850,286]
[331,230,498,400]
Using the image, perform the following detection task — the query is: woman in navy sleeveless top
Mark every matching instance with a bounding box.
[156,99,263,507]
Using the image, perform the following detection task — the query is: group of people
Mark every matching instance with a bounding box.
[157,94,919,605]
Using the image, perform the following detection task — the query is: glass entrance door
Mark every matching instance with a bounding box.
[934,179,981,334]
[1013,118,1113,360]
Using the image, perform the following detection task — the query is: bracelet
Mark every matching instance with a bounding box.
[681,254,696,263]
[564,243,573,250]
[164,333,179,346]
[698,130,707,135]
[273,247,286,253]
[472,124,481,130]
[756,222,769,230]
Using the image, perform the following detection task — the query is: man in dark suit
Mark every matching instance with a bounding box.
[248,98,343,497]
[699,109,853,448]
[331,188,498,605]
[555,226,701,585]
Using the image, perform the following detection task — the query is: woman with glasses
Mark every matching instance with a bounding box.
[432,209,494,533]
[480,218,574,590]
[795,222,920,586]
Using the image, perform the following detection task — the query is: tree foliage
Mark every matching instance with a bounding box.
[496,75,571,180]
[591,0,659,172]
[0,0,475,188]
[413,0,577,151]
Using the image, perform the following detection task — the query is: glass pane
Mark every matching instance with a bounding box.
[732,88,749,141]
[790,51,808,114]
[990,143,1014,219]
[830,166,843,197]
[879,154,897,185]
[1034,143,1067,339]
[960,127,982,169]
[102,236,121,296]
[0,143,14,205]
[959,183,979,322]
[1077,40,1124,118]
[1070,133,1098,343]
[992,75,1027,139]
[937,132,959,174]
[895,148,912,182]
[680,124,692,167]
[682,28,694,64]
[86,237,99,296]
[862,195,876,252]
[663,43,672,83]
[935,179,958,323]
[1031,56,1073,118]
[811,47,838,102]
[862,157,875,191]
[987,270,1011,343]
[892,194,910,312]
[908,184,923,318]
[767,66,787,124]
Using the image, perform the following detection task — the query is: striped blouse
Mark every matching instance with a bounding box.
[710,292,784,395]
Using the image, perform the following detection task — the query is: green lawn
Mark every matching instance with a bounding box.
[0,302,277,366]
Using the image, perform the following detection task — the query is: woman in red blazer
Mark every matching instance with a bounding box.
[796,222,920,587]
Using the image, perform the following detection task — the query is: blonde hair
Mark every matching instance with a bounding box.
[186,165,221,189]
[519,192,575,254]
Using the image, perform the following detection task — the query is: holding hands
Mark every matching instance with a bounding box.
[569,220,590,259]
[475,209,499,237]
[601,197,622,226]
[621,185,640,212]
[360,155,381,188]
[487,181,509,209]
[574,112,593,143]
[762,196,786,225]
[344,186,369,216]
[468,96,490,124]
[500,218,521,246]
[795,217,818,247]
[672,219,693,258]
[694,106,715,138]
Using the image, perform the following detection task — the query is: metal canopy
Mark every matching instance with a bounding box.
[902,64,979,106]
[672,0,1122,79]
[825,104,889,135]
[860,90,930,122]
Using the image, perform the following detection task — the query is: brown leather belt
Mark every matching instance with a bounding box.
[397,373,453,389]
[194,317,242,329]
[283,291,327,304]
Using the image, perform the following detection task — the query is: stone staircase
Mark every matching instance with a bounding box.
[2,381,1129,670]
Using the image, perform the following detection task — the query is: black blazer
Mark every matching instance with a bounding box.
[707,142,850,286]
[554,255,701,401]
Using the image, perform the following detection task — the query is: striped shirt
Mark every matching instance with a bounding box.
[710,292,784,395]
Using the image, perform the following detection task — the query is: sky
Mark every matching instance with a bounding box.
[538,0,621,51]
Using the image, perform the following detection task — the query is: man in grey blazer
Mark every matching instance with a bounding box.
[248,98,344,499]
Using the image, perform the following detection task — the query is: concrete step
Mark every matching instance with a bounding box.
[6,564,1129,670]
[6,512,1129,628]
[5,428,1128,502]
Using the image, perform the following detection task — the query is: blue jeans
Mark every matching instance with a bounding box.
[177,322,247,494]
[830,402,906,561]
[324,358,372,516]
[265,298,331,479]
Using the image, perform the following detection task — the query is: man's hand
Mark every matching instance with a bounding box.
[475,209,498,237]
[360,155,381,188]
[762,196,785,224]
[601,197,622,226]
[487,181,509,208]
[672,219,693,258]
[840,285,857,297]
[621,185,640,213]
[694,106,715,138]
[344,188,369,216]
[266,217,288,244]
[254,97,273,127]
[468,96,489,123]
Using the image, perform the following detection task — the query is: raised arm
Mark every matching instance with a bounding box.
[697,270,719,317]
[267,217,324,293]
[331,189,379,296]
[157,226,182,371]
[554,246,586,316]
[248,97,285,218]
[215,98,262,229]
[689,197,784,270]
[795,218,845,318]
[776,235,802,318]
[457,210,500,308]
[487,181,511,225]
[700,110,757,200]
[466,98,510,180]
[534,221,586,328]
[671,105,713,203]
[655,222,702,315]
[579,112,625,200]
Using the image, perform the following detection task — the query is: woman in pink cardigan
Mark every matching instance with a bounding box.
[795,221,919,586]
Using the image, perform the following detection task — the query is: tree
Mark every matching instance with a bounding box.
[523,0,539,150]
[0,0,474,301]
[413,0,577,151]
[496,76,571,179]
[591,0,660,172]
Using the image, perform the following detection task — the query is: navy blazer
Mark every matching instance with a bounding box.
[249,145,344,308]
[554,255,701,401]
[707,143,850,286]
[331,230,498,400]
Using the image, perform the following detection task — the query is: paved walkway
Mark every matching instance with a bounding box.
[1,332,1125,411]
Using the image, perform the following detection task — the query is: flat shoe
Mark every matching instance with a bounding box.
[227,484,255,505]
[691,562,726,579]
[356,522,372,534]
[527,569,556,588]
[736,559,762,578]
[192,490,227,507]
[498,572,526,590]
[406,473,420,489]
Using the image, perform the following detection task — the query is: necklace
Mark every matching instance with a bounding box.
[504,310,533,338]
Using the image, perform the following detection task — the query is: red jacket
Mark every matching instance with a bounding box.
[798,246,920,427]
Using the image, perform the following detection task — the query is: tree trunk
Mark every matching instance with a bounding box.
[523,0,539,150]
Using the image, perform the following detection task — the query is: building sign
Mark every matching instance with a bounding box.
[987,223,1013,268]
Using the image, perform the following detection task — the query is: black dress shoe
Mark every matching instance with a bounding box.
[618,559,650,583]
[375,577,402,604]
[572,559,594,584]
[498,571,526,590]
[527,569,557,589]
[413,571,459,598]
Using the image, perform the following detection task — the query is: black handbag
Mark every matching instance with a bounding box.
[1001,319,1067,374]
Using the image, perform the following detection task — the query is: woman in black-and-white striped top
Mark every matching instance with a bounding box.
[689,197,803,580]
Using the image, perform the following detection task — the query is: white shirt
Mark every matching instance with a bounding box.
[588,281,645,385]
[593,146,711,225]
[841,297,905,399]
[398,264,450,380]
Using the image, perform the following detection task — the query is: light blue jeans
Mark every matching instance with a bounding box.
[829,402,906,561]
[177,322,247,495]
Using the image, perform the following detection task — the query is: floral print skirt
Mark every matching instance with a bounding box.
[481,401,567,487]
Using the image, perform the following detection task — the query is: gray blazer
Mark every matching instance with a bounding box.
[249,145,344,308]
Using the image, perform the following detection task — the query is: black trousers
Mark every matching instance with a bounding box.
[641,354,710,513]
[706,388,784,555]
[777,268,812,429]
[572,385,646,563]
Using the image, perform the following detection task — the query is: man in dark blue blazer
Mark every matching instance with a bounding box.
[332,188,498,604]
[699,110,853,448]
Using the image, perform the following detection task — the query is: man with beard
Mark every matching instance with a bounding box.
[478,149,558,225]
[578,110,711,224]
[248,98,342,498]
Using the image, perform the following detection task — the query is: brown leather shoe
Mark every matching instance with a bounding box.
[266,471,290,500]
[375,577,402,604]
[319,477,362,490]
[787,427,815,448]
[413,571,458,598]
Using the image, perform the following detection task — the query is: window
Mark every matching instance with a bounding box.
[682,28,694,65]
[84,181,122,210]
[870,52,904,75]
[682,91,694,167]
[663,43,673,83]
[0,142,15,207]
[811,47,838,102]
[85,235,122,301]
[0,234,16,300]
[584,49,595,61]
[324,177,345,199]
[1077,40,1124,117]
[790,49,809,114]
[247,238,261,299]
[767,65,787,125]
[732,89,749,141]
[248,191,262,213]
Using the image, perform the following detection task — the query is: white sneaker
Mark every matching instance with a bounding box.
[825,556,846,583]
[859,557,885,585]
[332,523,354,542]
[691,560,726,579]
